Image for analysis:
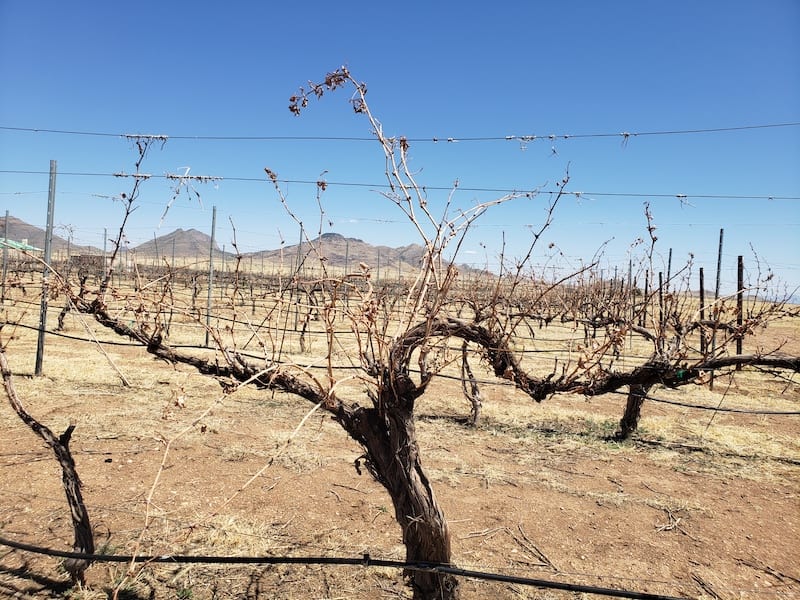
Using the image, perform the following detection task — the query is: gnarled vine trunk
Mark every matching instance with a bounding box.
[616,383,652,440]
[339,383,458,599]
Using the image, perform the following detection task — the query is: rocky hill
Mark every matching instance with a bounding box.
[248,232,425,271]
[131,228,221,258]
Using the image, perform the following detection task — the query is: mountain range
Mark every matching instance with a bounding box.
[1,215,426,270]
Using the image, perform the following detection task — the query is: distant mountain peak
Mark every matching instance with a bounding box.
[318,232,364,243]
[133,228,218,255]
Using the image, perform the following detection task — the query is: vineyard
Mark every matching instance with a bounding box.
[1,68,799,600]
[1,265,798,599]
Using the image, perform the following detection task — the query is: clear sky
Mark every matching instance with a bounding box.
[1,1,798,295]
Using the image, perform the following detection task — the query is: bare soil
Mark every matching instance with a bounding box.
[0,311,798,599]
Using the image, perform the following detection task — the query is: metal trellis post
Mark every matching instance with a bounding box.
[35,160,57,376]
[205,206,217,347]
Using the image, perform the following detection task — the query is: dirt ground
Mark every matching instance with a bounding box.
[0,314,798,599]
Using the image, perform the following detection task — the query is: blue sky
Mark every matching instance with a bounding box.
[1,1,798,294]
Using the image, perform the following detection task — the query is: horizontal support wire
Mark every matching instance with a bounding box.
[0,535,687,600]
[1,169,797,201]
[1,121,798,142]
